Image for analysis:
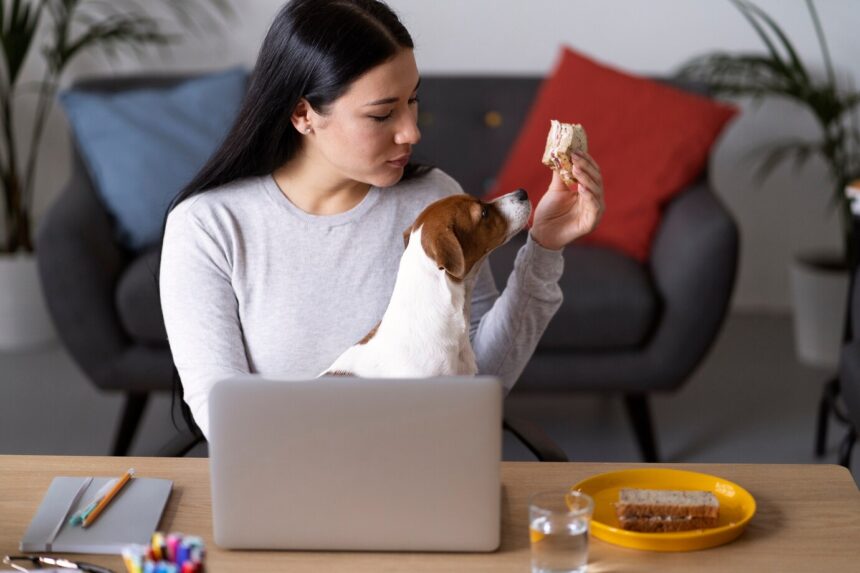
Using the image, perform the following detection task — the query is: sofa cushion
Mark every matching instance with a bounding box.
[60,67,248,251]
[116,249,167,344]
[487,45,737,262]
[489,233,658,350]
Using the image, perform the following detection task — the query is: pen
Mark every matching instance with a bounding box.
[70,478,118,525]
[82,468,135,528]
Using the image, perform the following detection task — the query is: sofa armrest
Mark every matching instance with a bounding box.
[36,153,131,386]
[647,178,740,386]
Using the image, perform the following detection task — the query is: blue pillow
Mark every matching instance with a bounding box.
[60,67,248,251]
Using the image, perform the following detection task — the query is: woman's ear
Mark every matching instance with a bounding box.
[291,98,314,134]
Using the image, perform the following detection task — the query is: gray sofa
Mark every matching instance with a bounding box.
[37,73,739,460]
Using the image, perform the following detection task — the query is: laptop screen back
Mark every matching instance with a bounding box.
[208,375,502,551]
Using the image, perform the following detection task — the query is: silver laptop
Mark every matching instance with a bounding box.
[208,375,502,552]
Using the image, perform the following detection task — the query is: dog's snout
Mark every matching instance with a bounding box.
[514,188,528,202]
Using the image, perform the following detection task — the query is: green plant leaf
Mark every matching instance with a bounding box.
[677,0,859,259]
[751,140,822,186]
[0,0,44,87]
[49,13,174,71]
[742,0,811,87]
[729,0,796,84]
[806,0,837,90]
[677,53,797,97]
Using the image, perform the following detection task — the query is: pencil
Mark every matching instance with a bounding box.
[82,468,136,528]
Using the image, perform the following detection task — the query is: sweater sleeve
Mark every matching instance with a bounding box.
[469,233,565,393]
[159,201,250,440]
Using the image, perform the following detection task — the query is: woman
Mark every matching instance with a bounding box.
[160,0,604,440]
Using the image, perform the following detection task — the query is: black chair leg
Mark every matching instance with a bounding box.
[503,415,569,462]
[815,377,839,457]
[111,392,149,456]
[623,394,659,463]
[158,429,206,457]
[839,425,857,469]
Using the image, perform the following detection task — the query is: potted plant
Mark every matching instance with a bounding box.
[0,0,228,350]
[677,0,860,368]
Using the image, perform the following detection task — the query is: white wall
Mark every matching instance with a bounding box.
[18,0,860,312]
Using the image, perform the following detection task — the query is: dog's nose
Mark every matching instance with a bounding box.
[514,188,528,202]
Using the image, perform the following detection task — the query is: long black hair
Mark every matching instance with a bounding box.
[162,0,432,440]
[175,0,429,206]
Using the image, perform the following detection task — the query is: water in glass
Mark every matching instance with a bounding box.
[530,514,589,573]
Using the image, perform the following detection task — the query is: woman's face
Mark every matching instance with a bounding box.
[305,48,422,188]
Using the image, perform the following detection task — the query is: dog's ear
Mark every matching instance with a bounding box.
[402,224,412,248]
[426,227,465,279]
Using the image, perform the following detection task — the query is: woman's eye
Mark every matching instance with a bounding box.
[481,207,488,219]
[369,96,419,123]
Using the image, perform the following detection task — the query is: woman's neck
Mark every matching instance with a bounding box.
[272,152,371,216]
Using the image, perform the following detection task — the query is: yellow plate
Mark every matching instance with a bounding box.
[572,468,756,552]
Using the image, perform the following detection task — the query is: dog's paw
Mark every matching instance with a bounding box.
[320,370,356,377]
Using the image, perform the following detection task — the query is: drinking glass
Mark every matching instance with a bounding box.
[529,489,594,573]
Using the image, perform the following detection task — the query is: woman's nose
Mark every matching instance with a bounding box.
[394,115,421,146]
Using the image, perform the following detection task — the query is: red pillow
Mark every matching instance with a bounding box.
[487,46,738,261]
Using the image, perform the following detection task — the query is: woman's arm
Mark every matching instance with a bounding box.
[468,150,604,391]
[426,168,566,392]
[159,202,251,440]
[469,235,564,393]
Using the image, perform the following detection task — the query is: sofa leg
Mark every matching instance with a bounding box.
[623,394,659,463]
[815,377,839,456]
[111,392,149,456]
[839,425,856,469]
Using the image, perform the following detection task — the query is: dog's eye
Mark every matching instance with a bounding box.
[481,207,488,219]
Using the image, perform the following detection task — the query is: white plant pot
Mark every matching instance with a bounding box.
[789,252,849,369]
[0,253,56,351]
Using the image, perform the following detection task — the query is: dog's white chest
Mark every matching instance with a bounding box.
[329,310,476,378]
[321,191,530,380]
[322,230,477,378]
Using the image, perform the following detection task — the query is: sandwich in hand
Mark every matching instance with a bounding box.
[615,488,719,533]
[541,120,588,187]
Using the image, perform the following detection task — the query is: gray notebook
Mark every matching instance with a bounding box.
[21,476,172,554]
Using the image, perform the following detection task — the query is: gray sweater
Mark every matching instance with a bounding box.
[160,168,564,439]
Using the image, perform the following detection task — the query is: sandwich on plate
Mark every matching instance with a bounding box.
[615,488,720,533]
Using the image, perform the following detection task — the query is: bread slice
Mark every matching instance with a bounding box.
[541,120,588,186]
[615,488,719,533]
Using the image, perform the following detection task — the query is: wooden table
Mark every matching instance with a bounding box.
[1,456,858,572]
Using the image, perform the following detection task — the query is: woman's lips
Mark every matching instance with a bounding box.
[387,154,410,167]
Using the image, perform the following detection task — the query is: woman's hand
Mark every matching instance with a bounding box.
[529,151,605,251]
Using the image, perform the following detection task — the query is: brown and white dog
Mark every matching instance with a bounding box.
[321,189,531,378]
